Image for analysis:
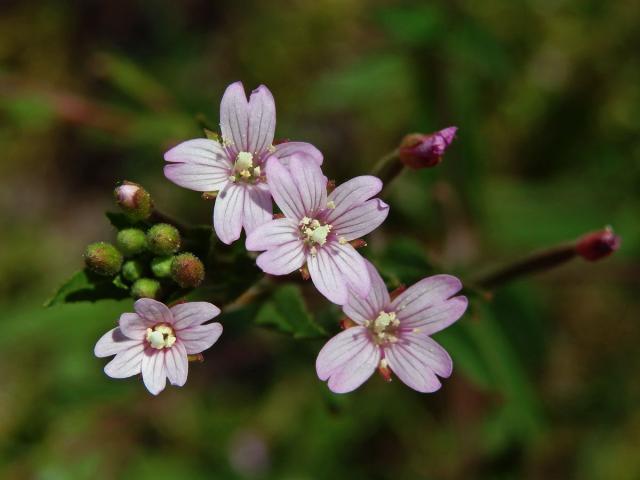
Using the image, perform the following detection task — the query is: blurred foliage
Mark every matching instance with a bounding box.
[0,0,639,478]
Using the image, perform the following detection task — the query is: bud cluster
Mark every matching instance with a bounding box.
[83,182,206,300]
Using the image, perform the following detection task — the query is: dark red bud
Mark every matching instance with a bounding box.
[299,265,310,280]
[340,318,357,330]
[389,284,407,301]
[398,126,457,169]
[576,227,620,261]
[378,360,393,382]
[349,239,367,249]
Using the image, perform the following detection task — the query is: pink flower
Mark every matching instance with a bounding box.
[576,226,620,261]
[398,126,457,169]
[246,156,389,305]
[316,261,468,393]
[94,299,222,395]
[164,81,323,244]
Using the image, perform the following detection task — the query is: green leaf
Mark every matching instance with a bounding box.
[256,284,326,339]
[45,269,131,307]
[377,237,435,285]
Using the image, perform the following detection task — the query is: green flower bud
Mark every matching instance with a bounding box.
[122,259,145,282]
[147,223,181,255]
[131,278,161,299]
[84,242,123,276]
[171,252,205,288]
[116,228,147,257]
[114,181,153,221]
[151,256,174,278]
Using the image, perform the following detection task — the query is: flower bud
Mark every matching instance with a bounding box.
[151,256,174,278]
[398,126,457,169]
[576,227,620,261]
[84,242,123,276]
[131,278,161,299]
[114,181,153,221]
[146,223,181,256]
[116,228,147,257]
[171,252,205,288]
[122,259,145,282]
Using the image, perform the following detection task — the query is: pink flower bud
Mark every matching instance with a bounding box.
[575,227,620,261]
[398,126,457,169]
[114,181,153,221]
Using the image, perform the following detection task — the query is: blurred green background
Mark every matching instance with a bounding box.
[1,0,639,478]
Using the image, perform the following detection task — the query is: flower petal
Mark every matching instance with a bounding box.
[343,260,390,325]
[331,198,389,241]
[325,243,370,298]
[326,176,382,224]
[247,85,276,154]
[265,156,326,219]
[220,81,250,153]
[170,302,221,330]
[164,139,232,192]
[243,183,272,234]
[245,218,299,251]
[273,141,323,165]
[213,182,245,244]
[179,322,223,355]
[316,326,380,394]
[385,334,452,393]
[95,327,139,358]
[402,296,468,335]
[119,313,149,339]
[255,240,305,275]
[141,349,167,395]
[392,275,465,331]
[134,298,173,325]
[289,154,327,215]
[307,247,348,305]
[104,343,145,379]
[165,341,189,387]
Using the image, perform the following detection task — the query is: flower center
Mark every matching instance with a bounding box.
[229,151,263,184]
[145,323,176,350]
[299,217,333,256]
[366,311,400,344]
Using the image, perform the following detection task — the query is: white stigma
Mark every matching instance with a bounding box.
[373,311,398,333]
[370,311,400,344]
[146,324,176,350]
[309,224,331,245]
[235,151,254,170]
[300,217,333,248]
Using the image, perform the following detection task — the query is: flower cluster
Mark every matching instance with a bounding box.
[95,81,464,395]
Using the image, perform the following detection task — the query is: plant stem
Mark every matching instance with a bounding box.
[150,208,192,233]
[371,149,403,192]
[473,243,577,290]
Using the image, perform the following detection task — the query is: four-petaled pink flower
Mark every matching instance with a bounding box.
[246,156,389,305]
[94,298,223,395]
[164,81,323,244]
[316,261,468,393]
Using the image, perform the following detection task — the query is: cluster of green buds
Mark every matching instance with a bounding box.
[83,183,206,300]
